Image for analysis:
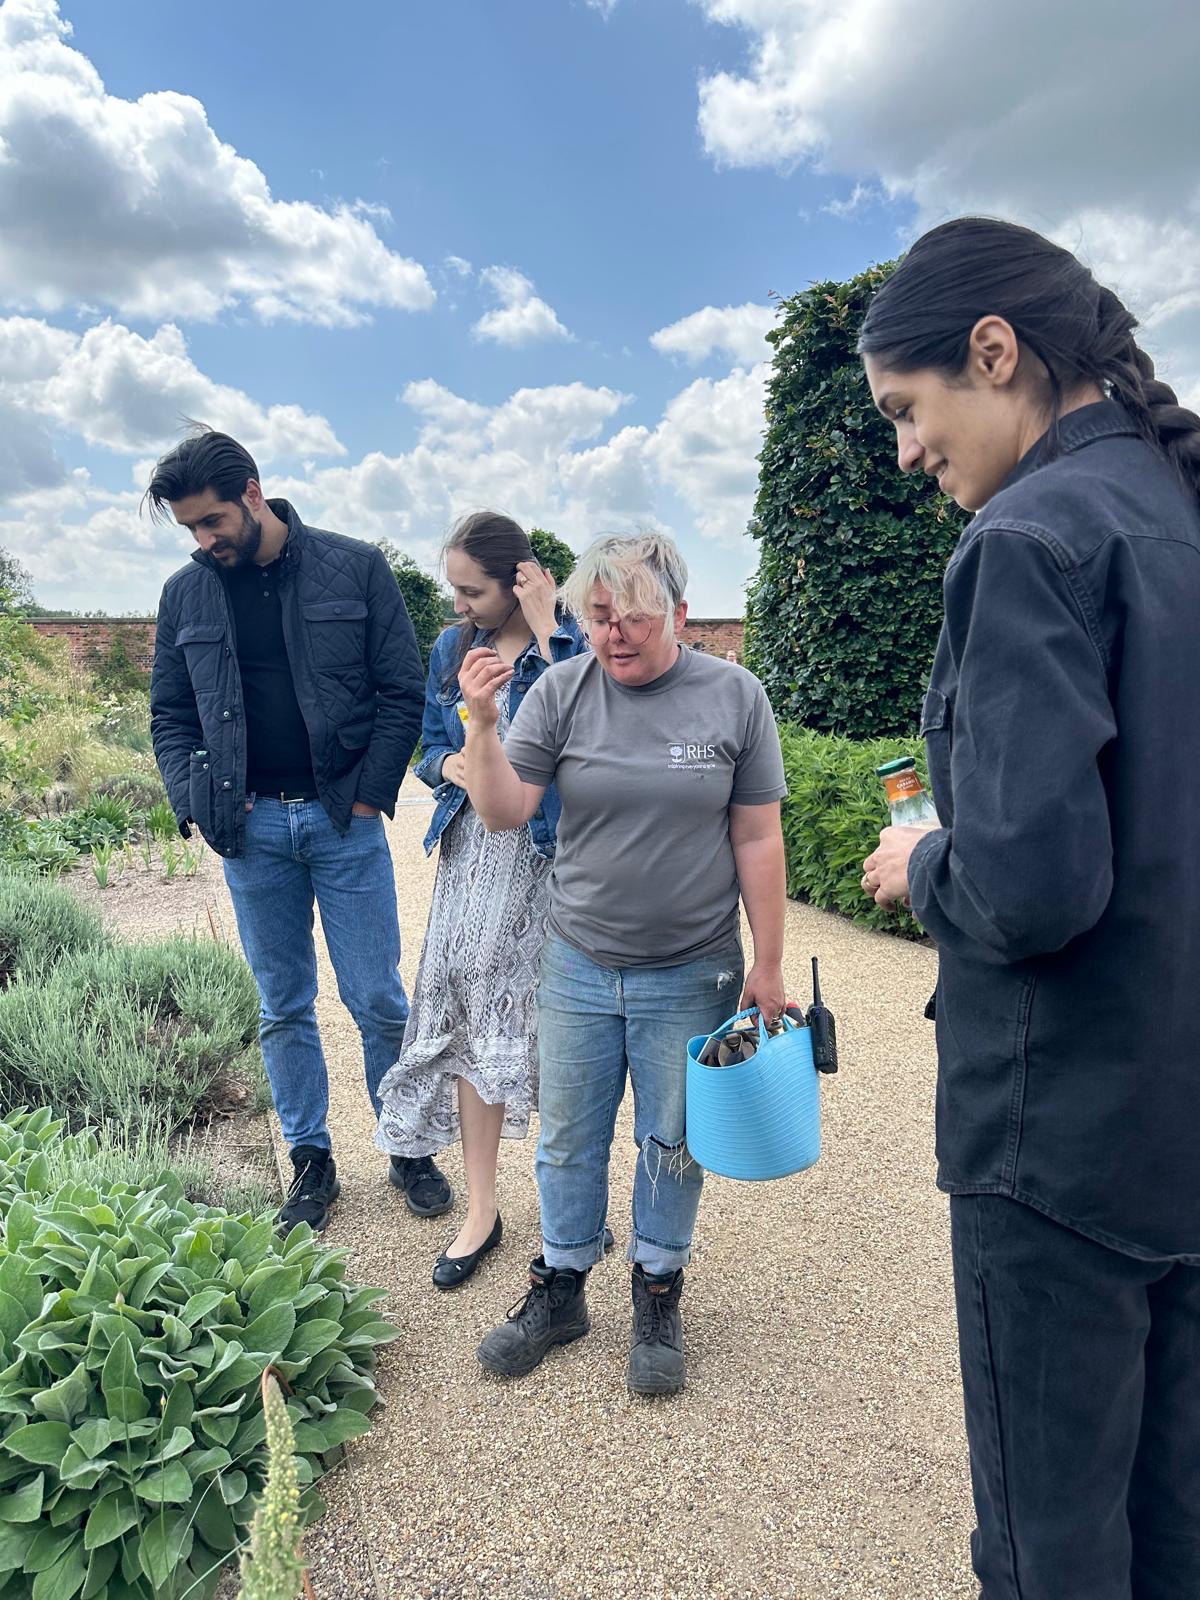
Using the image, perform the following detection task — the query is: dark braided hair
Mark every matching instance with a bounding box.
[858,217,1200,502]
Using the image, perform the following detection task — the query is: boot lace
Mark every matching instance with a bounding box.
[504,1278,551,1330]
[636,1291,668,1344]
[634,1277,680,1344]
[286,1156,325,1201]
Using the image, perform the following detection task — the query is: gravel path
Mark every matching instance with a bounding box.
[77,778,977,1599]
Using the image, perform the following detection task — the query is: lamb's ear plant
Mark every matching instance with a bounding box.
[0,1110,399,1600]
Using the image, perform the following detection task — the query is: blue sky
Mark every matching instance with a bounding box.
[2,0,1196,614]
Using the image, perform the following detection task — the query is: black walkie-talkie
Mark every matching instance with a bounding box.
[806,956,838,1073]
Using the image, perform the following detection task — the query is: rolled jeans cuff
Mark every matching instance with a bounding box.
[629,1235,692,1276]
[543,1234,606,1273]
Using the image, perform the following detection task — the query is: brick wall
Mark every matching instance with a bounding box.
[683,617,745,660]
[29,618,157,672]
[28,615,747,670]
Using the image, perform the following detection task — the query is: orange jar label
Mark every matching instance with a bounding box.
[883,770,923,804]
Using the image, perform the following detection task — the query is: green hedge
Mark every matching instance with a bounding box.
[779,724,930,939]
[0,1109,398,1600]
[744,264,963,738]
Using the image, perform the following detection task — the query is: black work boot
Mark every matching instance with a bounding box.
[477,1257,590,1378]
[278,1144,340,1233]
[389,1154,453,1217]
[627,1263,685,1396]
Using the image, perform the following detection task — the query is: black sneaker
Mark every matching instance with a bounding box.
[627,1264,685,1396]
[278,1145,340,1233]
[477,1257,590,1378]
[388,1154,453,1217]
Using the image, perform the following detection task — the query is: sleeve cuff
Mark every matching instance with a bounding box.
[509,759,555,787]
[730,784,789,805]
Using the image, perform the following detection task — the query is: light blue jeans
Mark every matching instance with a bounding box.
[535,932,744,1276]
[223,798,409,1151]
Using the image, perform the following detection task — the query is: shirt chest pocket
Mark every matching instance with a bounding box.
[175,623,228,685]
[920,686,954,823]
[302,599,368,671]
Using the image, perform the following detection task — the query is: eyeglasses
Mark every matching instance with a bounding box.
[589,614,655,646]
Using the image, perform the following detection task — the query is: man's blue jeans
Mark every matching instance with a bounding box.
[223,798,409,1151]
[535,932,743,1277]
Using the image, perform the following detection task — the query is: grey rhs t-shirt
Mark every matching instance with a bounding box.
[502,647,787,968]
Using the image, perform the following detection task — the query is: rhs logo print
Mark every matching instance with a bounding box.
[667,740,718,771]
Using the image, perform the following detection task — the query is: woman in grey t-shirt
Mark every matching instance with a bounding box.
[459,532,788,1396]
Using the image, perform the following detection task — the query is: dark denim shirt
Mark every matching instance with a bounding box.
[909,401,1200,1262]
[414,613,587,859]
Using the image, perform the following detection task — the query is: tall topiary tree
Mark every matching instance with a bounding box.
[744,264,964,739]
[375,541,448,668]
[528,527,576,585]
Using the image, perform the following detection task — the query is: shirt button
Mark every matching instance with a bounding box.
[222,780,232,790]
[222,710,231,720]
[334,606,342,615]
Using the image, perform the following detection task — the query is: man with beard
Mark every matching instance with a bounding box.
[147,428,453,1232]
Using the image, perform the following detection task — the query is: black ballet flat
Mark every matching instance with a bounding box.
[432,1212,503,1290]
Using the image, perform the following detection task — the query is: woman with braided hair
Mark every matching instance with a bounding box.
[857,218,1200,1599]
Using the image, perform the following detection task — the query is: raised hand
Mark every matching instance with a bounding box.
[458,646,514,727]
[513,561,559,642]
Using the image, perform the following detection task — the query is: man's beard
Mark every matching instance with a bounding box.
[214,505,263,567]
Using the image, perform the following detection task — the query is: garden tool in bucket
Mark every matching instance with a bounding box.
[685,957,837,1181]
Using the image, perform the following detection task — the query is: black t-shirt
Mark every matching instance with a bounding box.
[222,555,315,794]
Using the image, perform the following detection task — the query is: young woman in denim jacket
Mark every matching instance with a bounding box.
[859,218,1200,1600]
[374,512,587,1289]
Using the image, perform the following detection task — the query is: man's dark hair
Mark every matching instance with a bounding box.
[143,428,260,523]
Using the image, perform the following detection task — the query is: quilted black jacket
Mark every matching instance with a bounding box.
[150,501,424,858]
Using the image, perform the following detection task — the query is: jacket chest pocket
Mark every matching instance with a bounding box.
[176,623,227,684]
[302,600,368,670]
[920,686,954,824]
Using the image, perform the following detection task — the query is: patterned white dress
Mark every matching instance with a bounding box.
[374,683,551,1157]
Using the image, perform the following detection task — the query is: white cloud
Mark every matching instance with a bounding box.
[823,182,885,220]
[693,0,1200,336]
[472,267,572,346]
[7,362,768,613]
[444,255,474,278]
[650,302,775,367]
[0,0,435,326]
[0,315,343,465]
[645,363,769,544]
[0,400,68,498]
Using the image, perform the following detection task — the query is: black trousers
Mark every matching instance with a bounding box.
[950,1195,1200,1600]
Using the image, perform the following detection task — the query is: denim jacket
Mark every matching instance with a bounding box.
[414,612,587,859]
[908,401,1200,1262]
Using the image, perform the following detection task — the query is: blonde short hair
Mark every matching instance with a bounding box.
[562,533,688,642]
